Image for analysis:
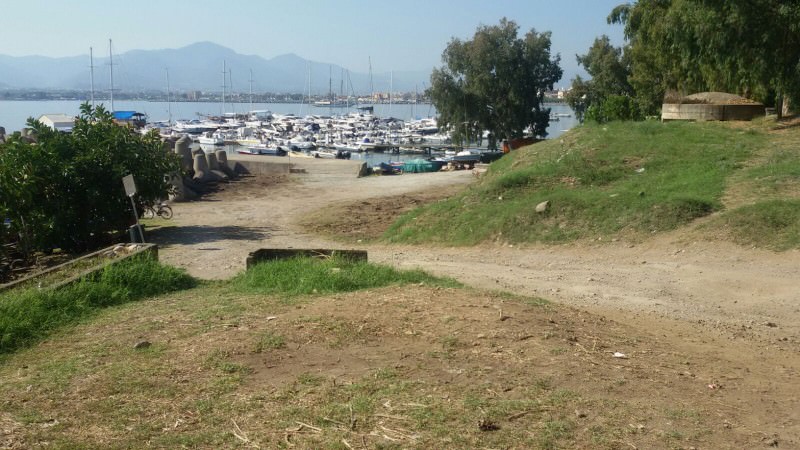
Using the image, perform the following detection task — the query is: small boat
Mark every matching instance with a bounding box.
[235,137,262,146]
[312,99,352,108]
[311,149,351,159]
[480,151,505,163]
[287,150,314,158]
[402,158,444,173]
[197,131,224,146]
[374,162,402,175]
[240,144,287,156]
[334,142,360,153]
[357,140,396,153]
[451,149,482,163]
[173,119,217,134]
[284,135,316,150]
[236,147,261,155]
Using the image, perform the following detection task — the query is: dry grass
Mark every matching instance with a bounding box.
[1,283,793,448]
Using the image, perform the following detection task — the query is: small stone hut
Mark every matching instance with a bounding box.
[661,92,765,122]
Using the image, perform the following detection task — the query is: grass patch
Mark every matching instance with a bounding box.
[253,331,286,352]
[739,147,800,196]
[715,199,800,250]
[385,121,759,245]
[0,279,749,448]
[0,254,195,354]
[229,256,460,298]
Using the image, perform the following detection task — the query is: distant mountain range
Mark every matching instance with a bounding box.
[0,42,433,94]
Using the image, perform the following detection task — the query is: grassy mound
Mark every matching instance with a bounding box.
[230,256,460,298]
[716,199,800,250]
[385,121,768,245]
[0,254,195,354]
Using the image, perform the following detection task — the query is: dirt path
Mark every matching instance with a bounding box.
[152,170,476,277]
[139,169,800,445]
[374,240,800,346]
[152,169,800,348]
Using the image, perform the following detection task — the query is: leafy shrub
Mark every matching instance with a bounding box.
[0,104,180,253]
[585,95,638,123]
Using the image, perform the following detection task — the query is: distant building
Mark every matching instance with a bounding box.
[37,114,75,132]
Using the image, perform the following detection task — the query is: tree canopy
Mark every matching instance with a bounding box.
[574,0,800,119]
[429,18,563,147]
[0,104,179,254]
[566,35,634,122]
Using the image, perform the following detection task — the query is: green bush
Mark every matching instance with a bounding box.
[0,104,180,254]
[585,95,637,123]
[0,254,195,354]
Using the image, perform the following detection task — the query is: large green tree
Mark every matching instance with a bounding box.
[429,18,563,148]
[0,104,179,254]
[609,0,800,117]
[566,35,634,122]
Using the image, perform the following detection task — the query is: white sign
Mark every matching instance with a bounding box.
[122,174,137,198]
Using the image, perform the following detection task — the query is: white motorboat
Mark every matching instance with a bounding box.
[311,149,351,159]
[240,144,287,156]
[173,120,216,134]
[287,150,314,158]
[197,131,224,146]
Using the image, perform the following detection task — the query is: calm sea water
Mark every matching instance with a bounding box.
[0,100,577,136]
[0,100,439,132]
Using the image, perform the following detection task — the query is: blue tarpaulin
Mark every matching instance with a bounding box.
[113,111,143,120]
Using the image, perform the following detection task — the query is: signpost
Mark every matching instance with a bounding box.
[122,174,146,243]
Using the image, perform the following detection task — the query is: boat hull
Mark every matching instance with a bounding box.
[402,158,443,173]
[240,146,287,156]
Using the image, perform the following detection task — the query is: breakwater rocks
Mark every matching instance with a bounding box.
[165,135,242,202]
[0,126,38,144]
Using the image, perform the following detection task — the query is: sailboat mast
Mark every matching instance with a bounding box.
[228,68,233,116]
[89,47,95,108]
[166,68,172,124]
[221,60,226,116]
[369,57,374,104]
[346,70,353,108]
[302,63,311,116]
[108,39,115,112]
[414,84,418,119]
[249,68,254,113]
[389,70,393,115]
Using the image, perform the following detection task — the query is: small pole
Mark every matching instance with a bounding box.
[122,174,145,243]
[129,196,146,243]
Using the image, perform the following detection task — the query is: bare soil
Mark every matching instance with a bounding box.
[122,168,800,447]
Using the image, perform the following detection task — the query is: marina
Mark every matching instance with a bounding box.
[0,99,577,170]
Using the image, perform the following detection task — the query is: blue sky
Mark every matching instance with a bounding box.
[1,0,625,86]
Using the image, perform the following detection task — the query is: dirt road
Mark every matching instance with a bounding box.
[153,169,800,348]
[132,167,800,446]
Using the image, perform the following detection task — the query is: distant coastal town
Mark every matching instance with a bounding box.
[0,88,569,104]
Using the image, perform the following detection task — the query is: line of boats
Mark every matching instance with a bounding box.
[141,109,456,160]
